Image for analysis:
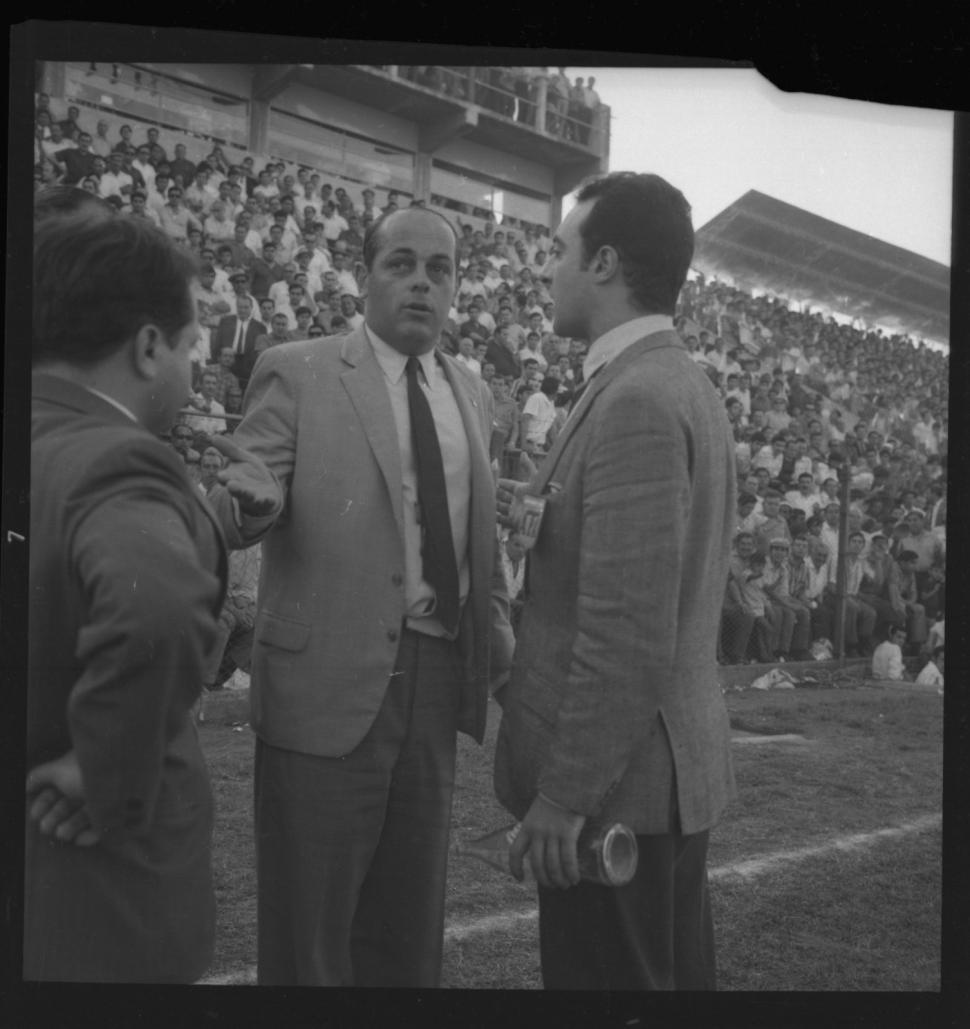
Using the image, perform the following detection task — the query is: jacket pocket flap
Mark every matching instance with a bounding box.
[256,611,311,652]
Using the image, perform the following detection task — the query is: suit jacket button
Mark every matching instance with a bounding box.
[391,573,403,587]
[387,629,399,642]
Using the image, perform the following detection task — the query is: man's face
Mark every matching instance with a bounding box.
[791,538,808,559]
[363,210,456,356]
[259,301,274,322]
[824,505,840,526]
[848,535,865,554]
[200,450,223,486]
[736,536,756,559]
[763,497,780,517]
[545,200,596,341]
[458,337,474,357]
[201,373,219,399]
[905,512,924,534]
[798,475,814,494]
[171,426,194,454]
[769,544,788,565]
[340,295,357,317]
[272,315,289,337]
[236,297,253,321]
[219,347,236,369]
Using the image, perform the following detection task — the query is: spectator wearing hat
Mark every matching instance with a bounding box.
[223,269,258,318]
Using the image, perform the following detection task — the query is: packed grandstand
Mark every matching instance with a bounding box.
[33,73,947,669]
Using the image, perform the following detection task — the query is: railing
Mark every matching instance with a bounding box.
[372,66,607,153]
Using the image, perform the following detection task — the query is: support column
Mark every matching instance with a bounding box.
[414,152,432,204]
[535,71,549,134]
[249,99,270,159]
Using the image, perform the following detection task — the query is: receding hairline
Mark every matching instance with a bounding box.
[364,207,459,269]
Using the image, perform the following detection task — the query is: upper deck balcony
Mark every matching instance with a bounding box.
[275,64,609,183]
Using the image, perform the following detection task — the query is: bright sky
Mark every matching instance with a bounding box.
[564,68,954,267]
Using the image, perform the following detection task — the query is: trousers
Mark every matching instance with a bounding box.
[537,828,715,990]
[254,627,460,986]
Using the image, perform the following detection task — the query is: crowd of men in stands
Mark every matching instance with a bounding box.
[33,92,947,669]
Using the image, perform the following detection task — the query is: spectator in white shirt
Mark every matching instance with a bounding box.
[330,251,360,298]
[98,150,134,207]
[520,375,558,454]
[320,200,349,243]
[871,626,907,681]
[454,336,482,376]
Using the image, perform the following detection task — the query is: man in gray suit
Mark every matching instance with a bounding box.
[494,172,736,990]
[211,206,514,986]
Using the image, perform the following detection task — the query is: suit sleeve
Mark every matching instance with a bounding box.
[210,345,298,549]
[538,384,689,815]
[67,481,221,836]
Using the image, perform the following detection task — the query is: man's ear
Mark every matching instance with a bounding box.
[131,323,164,380]
[590,244,620,284]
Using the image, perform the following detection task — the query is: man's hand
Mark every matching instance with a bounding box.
[204,433,281,517]
[496,478,528,529]
[26,750,102,847]
[508,794,586,889]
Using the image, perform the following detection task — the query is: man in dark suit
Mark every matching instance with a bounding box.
[494,172,737,990]
[27,214,229,982]
[211,295,266,389]
[210,206,514,986]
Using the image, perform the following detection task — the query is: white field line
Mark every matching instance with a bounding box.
[196,813,941,983]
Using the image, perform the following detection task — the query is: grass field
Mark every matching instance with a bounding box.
[199,681,942,991]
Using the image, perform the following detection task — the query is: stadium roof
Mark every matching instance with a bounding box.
[694,190,950,346]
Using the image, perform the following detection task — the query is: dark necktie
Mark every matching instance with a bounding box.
[405,357,460,633]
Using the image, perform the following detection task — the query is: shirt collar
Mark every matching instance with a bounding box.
[582,314,674,381]
[84,385,138,423]
[366,324,438,387]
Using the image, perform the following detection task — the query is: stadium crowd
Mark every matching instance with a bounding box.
[34,90,947,671]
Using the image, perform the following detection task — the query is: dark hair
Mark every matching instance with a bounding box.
[34,185,115,224]
[34,215,197,367]
[573,172,693,315]
[540,375,560,397]
[897,549,919,563]
[362,207,459,271]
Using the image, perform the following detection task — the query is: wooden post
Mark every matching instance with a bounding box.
[832,460,851,661]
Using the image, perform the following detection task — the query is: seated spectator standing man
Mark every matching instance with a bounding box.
[26,213,247,982]
[207,204,514,985]
[493,172,736,990]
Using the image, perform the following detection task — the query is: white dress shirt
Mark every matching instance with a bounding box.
[367,327,471,638]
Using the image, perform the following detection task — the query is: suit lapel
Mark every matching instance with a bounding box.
[533,330,684,492]
[338,329,406,542]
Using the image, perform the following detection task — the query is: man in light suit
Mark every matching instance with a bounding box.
[494,172,737,990]
[211,206,514,986]
[211,294,266,389]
